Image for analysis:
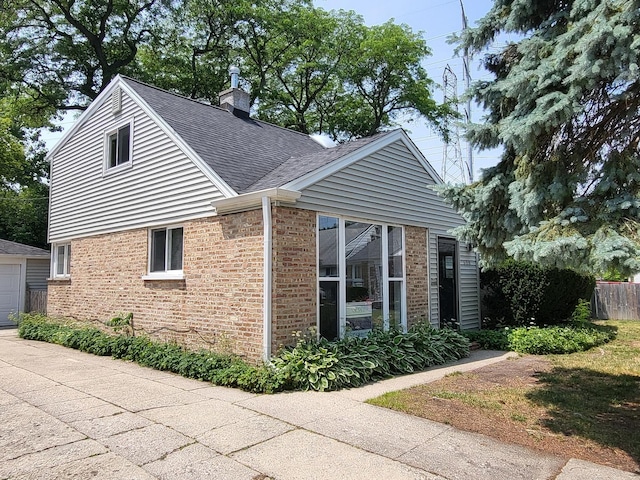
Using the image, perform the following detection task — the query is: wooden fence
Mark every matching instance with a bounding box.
[27,290,47,314]
[591,282,640,320]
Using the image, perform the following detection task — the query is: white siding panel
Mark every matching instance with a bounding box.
[49,91,223,241]
[26,259,49,291]
[297,139,480,330]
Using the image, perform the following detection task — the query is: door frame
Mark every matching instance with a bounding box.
[436,236,460,329]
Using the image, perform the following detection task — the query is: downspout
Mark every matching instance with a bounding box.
[262,196,273,362]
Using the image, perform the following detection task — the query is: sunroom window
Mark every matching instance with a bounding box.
[318,215,406,340]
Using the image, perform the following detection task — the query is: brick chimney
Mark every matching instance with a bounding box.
[218,66,251,118]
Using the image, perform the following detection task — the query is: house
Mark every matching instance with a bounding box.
[0,239,50,327]
[46,73,480,361]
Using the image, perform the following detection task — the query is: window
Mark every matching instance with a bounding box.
[318,215,406,340]
[52,243,71,278]
[146,226,183,278]
[105,121,132,170]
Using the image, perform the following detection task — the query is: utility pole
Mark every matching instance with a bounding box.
[460,0,473,182]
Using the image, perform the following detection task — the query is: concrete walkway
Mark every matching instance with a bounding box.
[0,328,637,480]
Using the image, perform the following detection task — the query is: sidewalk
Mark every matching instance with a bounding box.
[0,328,637,479]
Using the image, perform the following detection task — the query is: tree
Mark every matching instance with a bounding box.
[439,0,640,276]
[0,95,51,249]
[0,0,166,110]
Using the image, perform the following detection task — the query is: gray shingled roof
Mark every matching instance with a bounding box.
[0,239,49,257]
[123,77,327,194]
[246,132,391,191]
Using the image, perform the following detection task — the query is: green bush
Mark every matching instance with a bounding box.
[481,260,595,327]
[463,329,510,350]
[16,314,470,393]
[463,314,616,355]
[271,322,470,391]
[507,324,615,355]
[16,314,283,393]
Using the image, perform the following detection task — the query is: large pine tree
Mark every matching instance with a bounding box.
[440,0,640,275]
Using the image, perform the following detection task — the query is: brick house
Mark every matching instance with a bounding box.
[47,75,480,362]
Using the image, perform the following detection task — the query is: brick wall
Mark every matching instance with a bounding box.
[48,210,265,361]
[47,207,431,362]
[271,207,317,352]
[405,226,430,327]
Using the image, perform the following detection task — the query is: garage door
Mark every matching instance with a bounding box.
[0,264,21,326]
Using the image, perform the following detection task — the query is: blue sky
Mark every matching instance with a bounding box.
[316,0,504,180]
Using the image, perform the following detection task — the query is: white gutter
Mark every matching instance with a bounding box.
[212,188,301,216]
[262,196,273,362]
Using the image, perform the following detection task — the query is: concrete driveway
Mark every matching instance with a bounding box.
[0,328,636,480]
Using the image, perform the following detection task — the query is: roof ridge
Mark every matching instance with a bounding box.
[119,75,319,140]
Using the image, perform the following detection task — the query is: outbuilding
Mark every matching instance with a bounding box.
[0,239,49,327]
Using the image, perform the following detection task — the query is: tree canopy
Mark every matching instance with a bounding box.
[440,0,640,276]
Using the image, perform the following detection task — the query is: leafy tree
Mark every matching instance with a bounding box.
[440,0,640,276]
[0,0,167,110]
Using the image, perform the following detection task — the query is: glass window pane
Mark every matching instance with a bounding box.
[56,245,65,275]
[117,125,130,165]
[109,134,117,168]
[319,281,339,340]
[318,216,339,277]
[345,221,382,336]
[65,244,71,275]
[388,226,403,278]
[169,227,183,270]
[151,229,166,272]
[389,281,402,330]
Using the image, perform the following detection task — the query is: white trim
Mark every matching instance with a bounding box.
[51,242,71,279]
[0,257,27,317]
[212,188,301,216]
[284,130,443,192]
[103,117,134,175]
[147,224,184,276]
[262,196,273,361]
[316,213,407,339]
[142,272,185,281]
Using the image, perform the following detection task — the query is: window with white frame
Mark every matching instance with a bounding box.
[52,243,71,278]
[318,215,406,340]
[148,226,183,276]
[105,121,132,170]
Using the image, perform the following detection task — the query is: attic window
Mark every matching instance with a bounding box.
[104,120,133,172]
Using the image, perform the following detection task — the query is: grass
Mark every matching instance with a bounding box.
[368,321,640,472]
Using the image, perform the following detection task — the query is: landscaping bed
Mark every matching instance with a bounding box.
[15,313,470,394]
[368,320,640,473]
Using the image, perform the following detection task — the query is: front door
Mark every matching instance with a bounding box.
[437,238,458,328]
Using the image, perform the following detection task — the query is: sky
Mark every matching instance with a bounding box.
[315,0,503,181]
[44,0,504,181]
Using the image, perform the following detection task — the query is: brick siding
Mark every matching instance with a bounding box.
[48,210,265,361]
[405,226,430,328]
[48,208,431,362]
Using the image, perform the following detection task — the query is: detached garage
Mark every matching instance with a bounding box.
[0,239,50,327]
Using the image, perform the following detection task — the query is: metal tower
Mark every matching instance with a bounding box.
[441,65,468,185]
[442,0,473,185]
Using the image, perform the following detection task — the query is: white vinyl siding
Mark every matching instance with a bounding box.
[48,90,223,241]
[297,139,480,330]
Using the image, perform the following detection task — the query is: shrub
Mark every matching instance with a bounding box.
[271,322,470,391]
[16,314,470,393]
[463,329,510,350]
[507,324,615,355]
[481,260,595,327]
